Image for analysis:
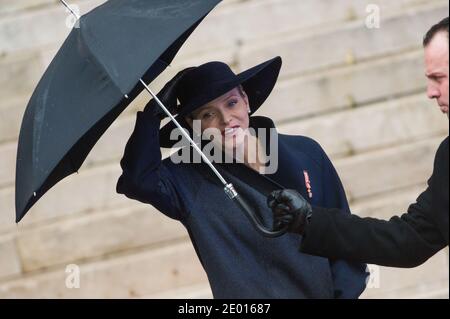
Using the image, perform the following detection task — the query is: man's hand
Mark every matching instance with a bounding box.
[267,189,313,234]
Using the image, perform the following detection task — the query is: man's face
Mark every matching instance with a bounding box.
[425,32,449,115]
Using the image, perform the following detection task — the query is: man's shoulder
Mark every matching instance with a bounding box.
[433,137,449,169]
[436,137,449,159]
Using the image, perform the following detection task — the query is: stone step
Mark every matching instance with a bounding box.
[0,142,15,188]
[336,136,445,201]
[0,240,207,298]
[350,184,428,218]
[0,0,105,54]
[278,93,448,158]
[0,234,21,280]
[176,0,445,61]
[361,249,449,298]
[403,285,449,299]
[349,185,449,299]
[16,203,188,272]
[2,0,440,56]
[0,163,129,232]
[0,0,90,16]
[146,268,449,299]
[0,98,27,144]
[0,50,45,107]
[264,50,430,122]
[146,263,450,299]
[0,0,54,16]
[0,111,173,188]
[145,283,212,299]
[239,1,448,77]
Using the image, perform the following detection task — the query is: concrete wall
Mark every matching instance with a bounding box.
[0,0,448,298]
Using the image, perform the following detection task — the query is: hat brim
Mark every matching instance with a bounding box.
[159,56,282,148]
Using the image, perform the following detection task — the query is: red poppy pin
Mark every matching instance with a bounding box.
[303,170,313,199]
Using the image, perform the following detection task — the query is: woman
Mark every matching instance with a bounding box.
[117,56,368,298]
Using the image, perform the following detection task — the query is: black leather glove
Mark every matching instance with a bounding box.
[267,189,313,235]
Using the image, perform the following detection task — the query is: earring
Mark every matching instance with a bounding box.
[248,108,251,114]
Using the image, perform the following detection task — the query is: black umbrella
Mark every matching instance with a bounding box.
[16,0,287,237]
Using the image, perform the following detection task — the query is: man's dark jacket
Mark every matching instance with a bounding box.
[301,137,449,268]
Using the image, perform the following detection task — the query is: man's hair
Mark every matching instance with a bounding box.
[423,17,449,47]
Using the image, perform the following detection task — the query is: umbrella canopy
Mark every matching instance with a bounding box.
[15,0,221,222]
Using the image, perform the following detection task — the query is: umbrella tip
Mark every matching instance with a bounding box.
[60,0,80,20]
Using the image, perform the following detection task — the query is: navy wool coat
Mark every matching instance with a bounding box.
[117,110,368,299]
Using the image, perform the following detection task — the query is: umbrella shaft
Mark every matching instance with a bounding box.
[140,79,229,187]
[60,0,80,20]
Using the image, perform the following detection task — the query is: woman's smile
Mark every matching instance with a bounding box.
[223,125,241,137]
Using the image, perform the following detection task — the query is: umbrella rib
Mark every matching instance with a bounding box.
[60,1,130,100]
[78,25,128,98]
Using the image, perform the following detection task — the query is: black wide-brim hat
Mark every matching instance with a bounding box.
[159,56,282,148]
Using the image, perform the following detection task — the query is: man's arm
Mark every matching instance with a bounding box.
[269,185,447,268]
[317,148,368,298]
[300,185,447,268]
[270,138,449,268]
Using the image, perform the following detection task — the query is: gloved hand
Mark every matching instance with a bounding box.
[142,67,195,120]
[267,189,313,234]
[143,97,170,120]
